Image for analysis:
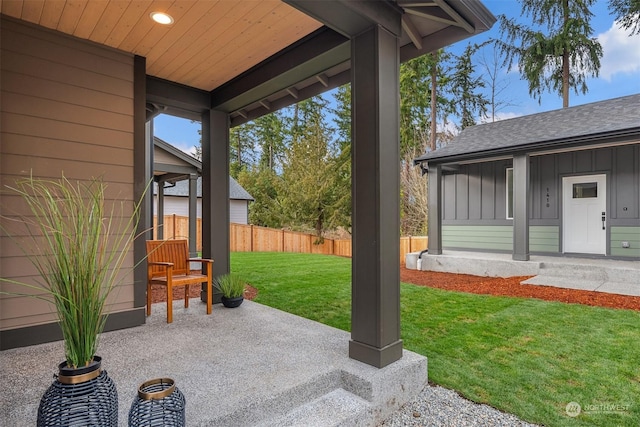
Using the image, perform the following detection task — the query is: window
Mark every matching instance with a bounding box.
[506,168,513,219]
[573,182,597,198]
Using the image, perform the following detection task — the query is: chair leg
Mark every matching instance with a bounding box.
[184,285,189,308]
[206,281,212,315]
[167,285,173,323]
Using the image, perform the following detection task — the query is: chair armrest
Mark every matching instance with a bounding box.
[187,258,213,264]
[148,262,174,267]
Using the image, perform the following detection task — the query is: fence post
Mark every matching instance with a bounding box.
[172,214,176,239]
[282,229,285,252]
[250,225,254,252]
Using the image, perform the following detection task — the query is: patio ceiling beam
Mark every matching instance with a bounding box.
[286,87,299,99]
[400,25,480,62]
[230,69,350,127]
[147,76,210,121]
[210,27,348,113]
[316,73,330,87]
[433,0,475,33]
[286,0,402,37]
[401,14,423,50]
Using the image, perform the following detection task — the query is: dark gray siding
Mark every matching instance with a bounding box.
[443,145,639,224]
[614,145,639,220]
[442,159,510,222]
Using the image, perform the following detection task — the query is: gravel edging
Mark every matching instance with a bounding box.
[380,383,539,427]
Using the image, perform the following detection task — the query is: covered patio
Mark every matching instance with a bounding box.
[1,299,427,426]
[1,0,495,367]
[1,1,495,424]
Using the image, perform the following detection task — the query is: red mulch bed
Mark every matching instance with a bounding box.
[150,284,258,304]
[400,266,640,311]
[151,268,639,312]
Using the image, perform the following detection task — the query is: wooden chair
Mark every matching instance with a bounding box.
[146,239,213,323]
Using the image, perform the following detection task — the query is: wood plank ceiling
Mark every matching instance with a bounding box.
[1,0,323,92]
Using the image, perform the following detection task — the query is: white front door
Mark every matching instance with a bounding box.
[562,174,607,254]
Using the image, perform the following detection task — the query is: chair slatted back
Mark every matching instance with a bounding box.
[146,240,190,277]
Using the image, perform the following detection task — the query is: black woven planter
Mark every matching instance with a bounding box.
[221,296,244,308]
[129,378,185,427]
[37,356,118,427]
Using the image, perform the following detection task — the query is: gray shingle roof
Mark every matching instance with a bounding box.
[415,94,640,164]
[156,176,254,201]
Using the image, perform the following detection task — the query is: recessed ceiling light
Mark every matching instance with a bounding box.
[150,12,174,25]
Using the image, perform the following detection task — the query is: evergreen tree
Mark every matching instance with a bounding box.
[229,122,255,178]
[400,50,452,155]
[330,84,352,233]
[400,54,431,156]
[333,85,351,150]
[251,111,287,173]
[450,43,489,129]
[609,0,640,35]
[280,96,339,240]
[236,167,282,228]
[496,0,602,108]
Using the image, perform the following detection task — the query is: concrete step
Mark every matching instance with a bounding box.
[538,261,639,284]
[256,388,372,427]
[522,275,640,297]
[522,275,603,291]
[538,262,607,281]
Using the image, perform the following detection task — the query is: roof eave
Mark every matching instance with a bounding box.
[414,127,640,168]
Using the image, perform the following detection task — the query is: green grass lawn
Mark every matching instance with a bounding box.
[231,252,640,427]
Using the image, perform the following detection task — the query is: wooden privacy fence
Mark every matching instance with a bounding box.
[153,215,428,263]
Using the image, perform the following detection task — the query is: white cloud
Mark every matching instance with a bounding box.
[597,22,640,81]
[172,141,198,158]
[478,111,523,124]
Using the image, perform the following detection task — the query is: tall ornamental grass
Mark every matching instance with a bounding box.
[1,175,143,368]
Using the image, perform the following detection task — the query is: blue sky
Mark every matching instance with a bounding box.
[154,0,640,155]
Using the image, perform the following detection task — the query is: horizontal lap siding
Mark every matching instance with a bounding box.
[443,225,560,253]
[230,200,249,224]
[0,18,135,330]
[443,226,513,251]
[530,226,559,253]
[610,227,640,258]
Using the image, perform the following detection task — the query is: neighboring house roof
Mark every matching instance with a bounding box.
[153,136,253,201]
[154,136,201,172]
[156,176,254,201]
[415,94,640,165]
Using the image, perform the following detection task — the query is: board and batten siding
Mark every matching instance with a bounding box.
[0,17,136,331]
[442,160,510,222]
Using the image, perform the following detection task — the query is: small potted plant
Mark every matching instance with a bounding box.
[214,273,246,308]
[1,174,145,426]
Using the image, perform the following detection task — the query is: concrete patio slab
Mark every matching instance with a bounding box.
[0,300,427,427]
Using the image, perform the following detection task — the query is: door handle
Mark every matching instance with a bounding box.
[601,211,606,230]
